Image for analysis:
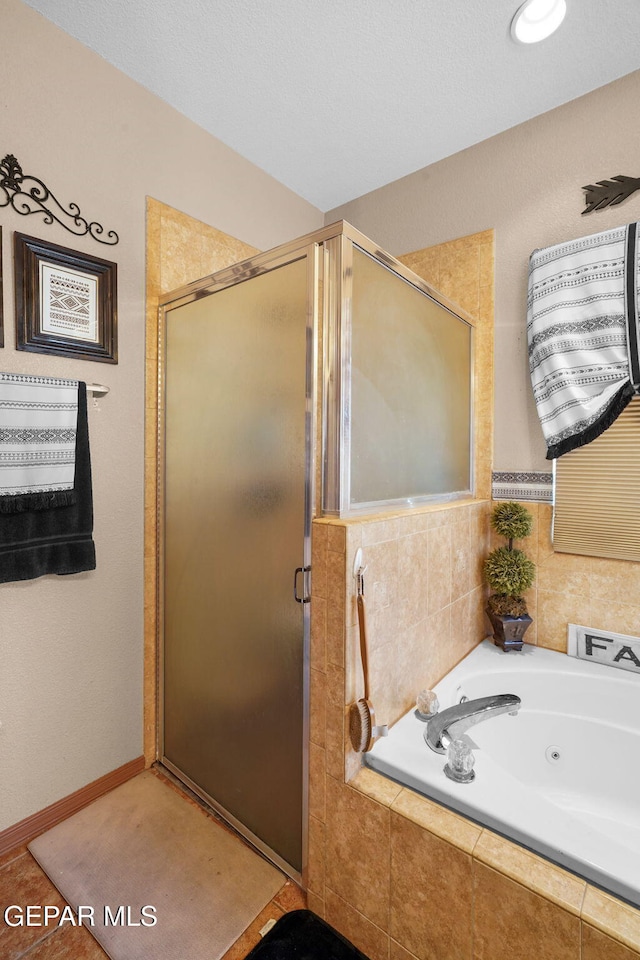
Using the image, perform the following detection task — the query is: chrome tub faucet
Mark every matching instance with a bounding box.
[424,694,521,755]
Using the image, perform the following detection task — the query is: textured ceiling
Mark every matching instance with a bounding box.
[23,0,640,211]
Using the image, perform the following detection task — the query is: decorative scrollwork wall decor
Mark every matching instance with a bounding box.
[582,174,640,215]
[0,154,118,245]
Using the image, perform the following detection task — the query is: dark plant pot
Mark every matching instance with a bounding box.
[486,608,532,652]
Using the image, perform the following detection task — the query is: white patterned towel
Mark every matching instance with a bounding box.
[528,222,640,459]
[0,373,79,512]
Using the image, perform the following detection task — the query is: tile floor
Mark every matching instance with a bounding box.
[0,771,306,960]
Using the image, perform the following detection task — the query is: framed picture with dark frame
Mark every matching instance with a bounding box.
[14,232,117,363]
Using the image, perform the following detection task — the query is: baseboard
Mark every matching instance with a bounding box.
[0,755,145,858]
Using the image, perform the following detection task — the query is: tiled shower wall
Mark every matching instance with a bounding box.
[308,226,495,798]
[309,497,490,778]
[308,499,489,955]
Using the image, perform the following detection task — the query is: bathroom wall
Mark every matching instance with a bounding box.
[0,0,322,834]
[327,68,640,477]
[330,69,640,651]
[5,0,638,865]
[394,231,639,654]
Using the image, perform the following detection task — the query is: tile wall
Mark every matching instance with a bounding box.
[308,509,640,960]
[492,502,640,653]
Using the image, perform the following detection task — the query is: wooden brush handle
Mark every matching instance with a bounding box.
[356,594,371,702]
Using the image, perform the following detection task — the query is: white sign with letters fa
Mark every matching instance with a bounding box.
[568,624,640,674]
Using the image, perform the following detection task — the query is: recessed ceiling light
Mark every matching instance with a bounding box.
[511,0,567,44]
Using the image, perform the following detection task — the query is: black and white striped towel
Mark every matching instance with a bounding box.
[0,372,79,512]
[528,222,640,459]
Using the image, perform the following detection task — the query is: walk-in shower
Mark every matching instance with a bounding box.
[156,221,473,880]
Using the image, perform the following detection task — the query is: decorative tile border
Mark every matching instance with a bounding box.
[492,471,553,503]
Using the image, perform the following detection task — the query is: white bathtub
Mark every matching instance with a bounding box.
[365,640,640,906]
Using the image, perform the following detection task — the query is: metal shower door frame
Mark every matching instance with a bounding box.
[156,236,322,883]
[321,225,475,516]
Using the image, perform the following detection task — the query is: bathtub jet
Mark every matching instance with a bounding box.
[425,693,521,754]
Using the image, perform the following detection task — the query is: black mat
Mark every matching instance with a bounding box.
[244,910,370,960]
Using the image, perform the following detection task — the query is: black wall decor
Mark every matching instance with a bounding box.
[583,175,640,215]
[14,232,118,363]
[0,154,118,245]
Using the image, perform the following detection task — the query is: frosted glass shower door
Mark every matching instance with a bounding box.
[161,256,310,875]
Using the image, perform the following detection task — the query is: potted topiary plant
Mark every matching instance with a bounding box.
[484,501,536,651]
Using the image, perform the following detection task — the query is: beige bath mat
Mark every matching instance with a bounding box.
[28,770,285,960]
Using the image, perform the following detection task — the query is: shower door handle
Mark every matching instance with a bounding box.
[293,566,311,603]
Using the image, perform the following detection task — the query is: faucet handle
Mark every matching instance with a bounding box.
[416,689,439,720]
[444,739,476,783]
